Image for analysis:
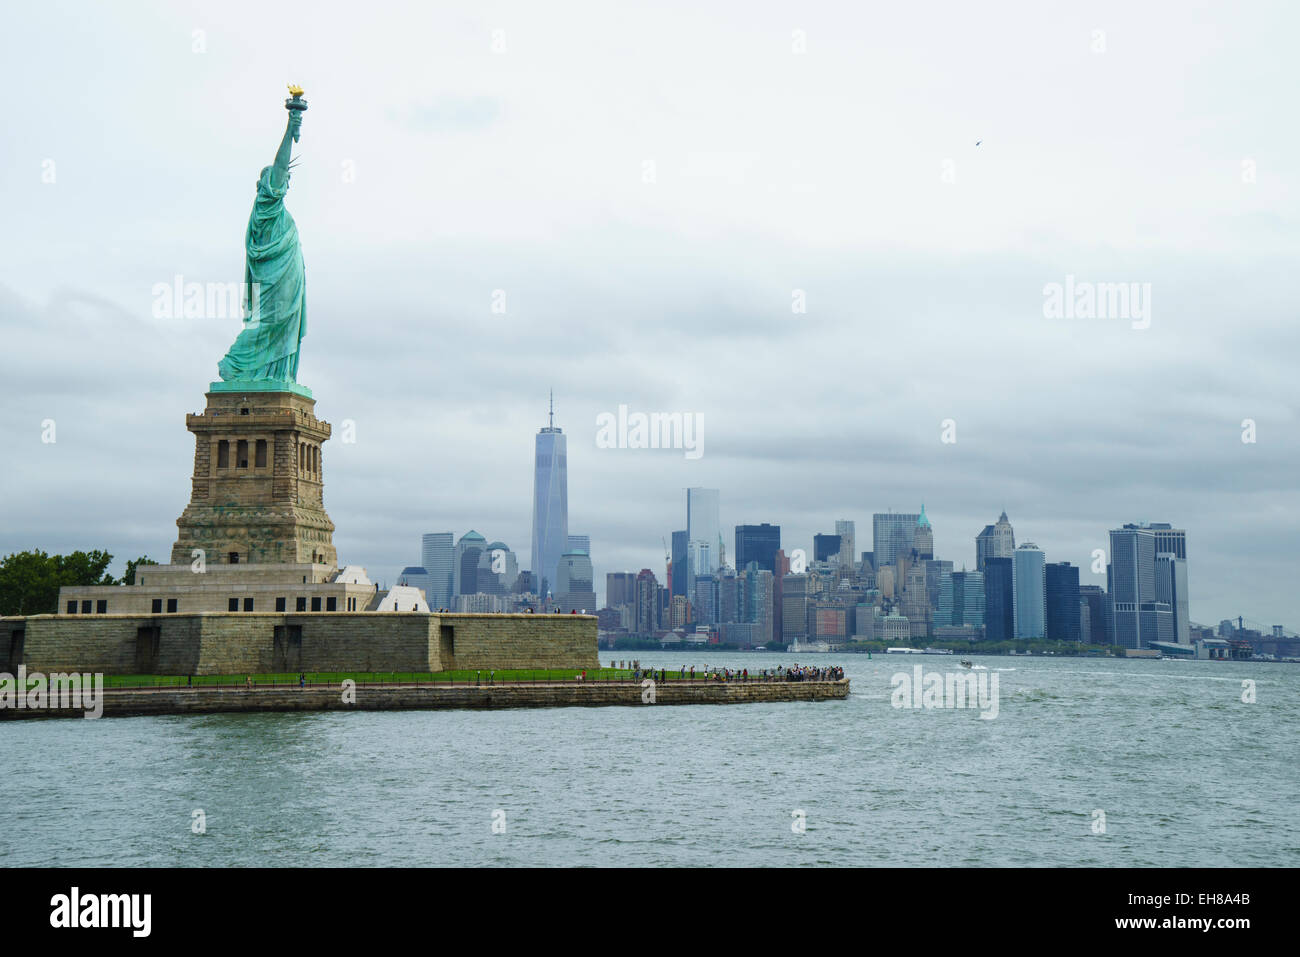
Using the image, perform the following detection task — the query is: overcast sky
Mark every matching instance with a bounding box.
[1,1,1296,627]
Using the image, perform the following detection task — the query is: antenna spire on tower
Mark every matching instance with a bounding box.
[549,389,554,428]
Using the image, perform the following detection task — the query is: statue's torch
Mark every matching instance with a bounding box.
[285,85,307,142]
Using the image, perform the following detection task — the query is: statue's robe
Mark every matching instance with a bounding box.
[217,169,306,382]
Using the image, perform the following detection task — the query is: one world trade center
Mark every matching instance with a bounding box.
[531,393,568,599]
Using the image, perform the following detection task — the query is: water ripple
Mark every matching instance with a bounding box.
[1,654,1296,866]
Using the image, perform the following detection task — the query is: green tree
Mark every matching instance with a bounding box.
[122,555,159,586]
[55,550,115,587]
[0,550,53,616]
[0,549,115,616]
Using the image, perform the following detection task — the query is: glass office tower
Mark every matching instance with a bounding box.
[421,532,454,609]
[531,396,569,599]
[1013,543,1046,639]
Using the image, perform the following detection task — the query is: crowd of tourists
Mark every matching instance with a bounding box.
[776,664,844,682]
[617,661,844,683]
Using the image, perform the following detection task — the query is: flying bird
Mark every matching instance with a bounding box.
[975,140,982,146]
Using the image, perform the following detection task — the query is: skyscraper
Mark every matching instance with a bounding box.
[813,533,841,564]
[913,506,934,559]
[686,540,711,599]
[554,551,596,613]
[1149,523,1187,560]
[606,571,636,609]
[960,571,986,627]
[873,511,920,568]
[556,552,593,592]
[670,594,690,629]
[835,520,856,569]
[773,549,787,645]
[671,530,688,598]
[976,511,1016,572]
[938,569,985,628]
[531,393,568,598]
[923,558,952,623]
[1150,522,1189,643]
[1109,524,1174,649]
[735,523,781,573]
[1156,553,1190,644]
[686,488,720,580]
[1013,543,1046,639]
[454,530,486,597]
[741,566,776,646]
[693,575,717,625]
[477,541,518,595]
[1079,584,1111,645]
[1045,562,1081,641]
[421,532,454,609]
[634,569,659,635]
[983,557,1014,640]
[782,573,811,642]
[566,534,590,555]
[716,567,741,624]
[900,559,941,637]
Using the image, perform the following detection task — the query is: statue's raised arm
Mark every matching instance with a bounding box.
[270,86,307,189]
[214,87,310,390]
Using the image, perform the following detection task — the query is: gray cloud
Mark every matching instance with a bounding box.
[1,1,1297,629]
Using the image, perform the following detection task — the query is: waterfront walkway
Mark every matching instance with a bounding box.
[1,677,850,720]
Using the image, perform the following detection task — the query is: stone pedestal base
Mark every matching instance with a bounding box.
[171,389,336,567]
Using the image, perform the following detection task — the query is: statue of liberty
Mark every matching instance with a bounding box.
[216,87,309,387]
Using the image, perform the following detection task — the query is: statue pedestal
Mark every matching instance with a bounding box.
[209,379,313,399]
[171,389,336,567]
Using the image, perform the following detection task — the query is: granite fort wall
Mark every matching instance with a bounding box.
[5,616,203,674]
[2,612,598,675]
[434,614,600,671]
[192,613,436,674]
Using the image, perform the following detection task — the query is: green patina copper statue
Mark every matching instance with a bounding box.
[214,87,311,394]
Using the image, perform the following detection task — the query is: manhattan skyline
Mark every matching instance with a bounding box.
[1,2,1296,629]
